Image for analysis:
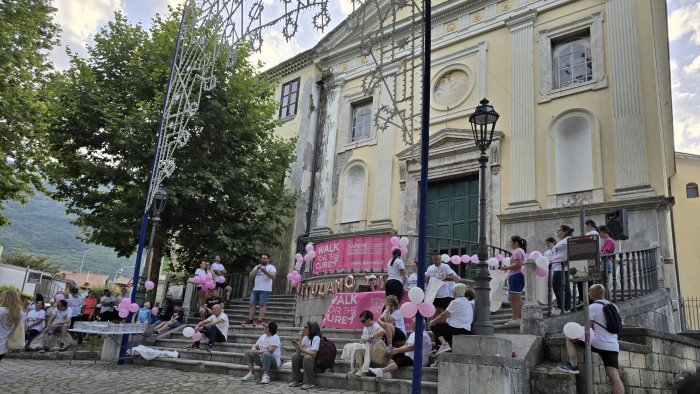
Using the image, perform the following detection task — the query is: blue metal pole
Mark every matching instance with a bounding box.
[412,0,431,391]
[117,3,189,365]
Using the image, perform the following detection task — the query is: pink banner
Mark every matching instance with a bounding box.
[313,235,392,274]
[321,291,413,331]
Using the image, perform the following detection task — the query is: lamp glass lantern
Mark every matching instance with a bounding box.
[469,98,500,152]
[152,186,168,218]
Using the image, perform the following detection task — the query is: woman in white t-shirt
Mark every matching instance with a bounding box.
[427,283,475,356]
[407,262,419,290]
[40,299,72,352]
[385,248,407,301]
[24,300,45,350]
[242,321,281,385]
[194,260,210,308]
[378,295,406,350]
[0,288,23,361]
[551,225,574,313]
[290,321,322,389]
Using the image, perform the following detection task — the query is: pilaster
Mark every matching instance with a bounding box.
[368,83,395,230]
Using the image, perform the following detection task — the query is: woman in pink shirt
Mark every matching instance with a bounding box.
[499,235,527,325]
[598,225,616,298]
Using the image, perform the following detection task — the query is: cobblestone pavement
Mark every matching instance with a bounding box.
[0,359,372,394]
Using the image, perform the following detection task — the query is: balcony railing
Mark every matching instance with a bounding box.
[679,297,700,332]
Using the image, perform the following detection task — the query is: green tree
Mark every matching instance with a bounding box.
[0,0,59,226]
[43,10,297,281]
[1,249,62,276]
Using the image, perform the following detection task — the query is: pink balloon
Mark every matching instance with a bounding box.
[54,293,65,302]
[193,276,202,284]
[295,253,303,261]
[461,254,470,263]
[129,303,139,313]
[291,279,300,288]
[417,302,436,317]
[207,282,216,290]
[118,309,129,319]
[294,261,303,271]
[529,251,542,260]
[145,280,155,290]
[470,255,480,263]
[496,254,504,262]
[193,331,203,342]
[151,307,159,316]
[304,254,313,263]
[287,272,294,281]
[390,236,400,246]
[400,246,409,256]
[579,329,595,342]
[217,276,225,284]
[400,302,419,318]
[536,266,548,277]
[207,272,213,279]
[450,255,461,265]
[305,243,314,253]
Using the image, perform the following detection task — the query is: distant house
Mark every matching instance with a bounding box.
[114,276,132,292]
[60,270,109,289]
[0,263,77,299]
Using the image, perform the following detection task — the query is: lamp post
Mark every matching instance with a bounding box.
[79,248,95,273]
[134,186,168,306]
[469,98,500,336]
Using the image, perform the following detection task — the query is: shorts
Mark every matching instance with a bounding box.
[169,321,182,328]
[508,273,525,293]
[250,290,271,306]
[574,340,619,369]
[433,297,453,311]
[215,281,228,289]
[391,353,414,368]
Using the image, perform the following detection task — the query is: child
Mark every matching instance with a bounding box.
[407,262,419,290]
[135,301,152,324]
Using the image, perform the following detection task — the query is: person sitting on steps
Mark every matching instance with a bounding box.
[427,284,475,358]
[39,299,71,352]
[242,321,282,384]
[377,295,406,353]
[289,321,322,390]
[199,288,224,320]
[369,323,432,379]
[192,303,229,352]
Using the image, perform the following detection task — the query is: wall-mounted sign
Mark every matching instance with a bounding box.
[567,235,600,282]
[27,272,42,284]
[312,235,393,274]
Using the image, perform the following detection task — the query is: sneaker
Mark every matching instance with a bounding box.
[558,363,579,374]
[242,319,253,326]
[207,344,214,352]
[241,372,256,381]
[38,348,45,353]
[550,308,561,317]
[260,374,270,384]
[254,319,262,326]
[301,384,316,390]
[435,343,451,355]
[354,370,365,376]
[369,367,384,378]
[430,360,439,368]
[289,382,303,387]
[59,342,65,350]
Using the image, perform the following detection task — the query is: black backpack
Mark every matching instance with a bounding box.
[593,301,623,334]
[315,336,336,370]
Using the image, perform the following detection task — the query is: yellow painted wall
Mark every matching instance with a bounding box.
[671,153,700,299]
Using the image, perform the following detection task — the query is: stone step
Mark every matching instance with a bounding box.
[224,304,296,313]
[139,357,438,394]
[164,332,372,348]
[144,346,439,382]
[529,362,577,393]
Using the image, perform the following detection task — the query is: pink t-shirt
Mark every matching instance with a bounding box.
[601,237,615,255]
[510,248,527,275]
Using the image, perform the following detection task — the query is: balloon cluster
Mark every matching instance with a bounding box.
[389,236,409,256]
[193,273,217,290]
[563,321,595,341]
[288,242,314,288]
[529,251,550,277]
[287,270,302,288]
[182,326,203,342]
[399,287,436,318]
[440,253,505,267]
[116,298,140,319]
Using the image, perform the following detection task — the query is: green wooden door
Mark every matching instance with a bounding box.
[425,176,479,257]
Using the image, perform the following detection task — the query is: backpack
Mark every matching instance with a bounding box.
[593,301,623,334]
[315,336,336,370]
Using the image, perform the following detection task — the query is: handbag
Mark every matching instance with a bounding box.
[369,340,387,365]
[7,321,25,351]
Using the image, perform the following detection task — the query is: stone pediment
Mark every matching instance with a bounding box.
[396,128,504,162]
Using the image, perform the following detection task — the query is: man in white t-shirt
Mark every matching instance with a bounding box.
[211,255,233,303]
[242,321,282,384]
[426,251,459,312]
[193,304,229,352]
[559,284,624,394]
[245,254,277,326]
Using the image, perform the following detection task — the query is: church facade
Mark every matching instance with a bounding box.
[266,0,679,314]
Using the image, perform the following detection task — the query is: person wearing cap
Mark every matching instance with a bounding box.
[367,275,381,291]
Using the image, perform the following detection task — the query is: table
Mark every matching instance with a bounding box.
[69,321,147,366]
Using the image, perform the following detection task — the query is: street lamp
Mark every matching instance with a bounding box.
[469,98,500,336]
[134,186,168,306]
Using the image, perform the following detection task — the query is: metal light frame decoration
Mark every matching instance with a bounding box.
[120,0,331,365]
[469,98,499,336]
[135,186,168,306]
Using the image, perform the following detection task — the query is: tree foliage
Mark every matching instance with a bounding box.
[1,249,62,276]
[43,9,297,276]
[0,0,59,226]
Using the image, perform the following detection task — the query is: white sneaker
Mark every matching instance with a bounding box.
[369,367,384,378]
[550,308,561,316]
[430,360,439,368]
[241,372,256,381]
[435,344,452,355]
[261,374,270,384]
[354,370,365,376]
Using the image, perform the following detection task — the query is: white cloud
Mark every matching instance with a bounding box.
[683,55,700,75]
[670,59,678,72]
[667,2,700,44]
[248,29,303,70]
[676,92,697,100]
[338,0,354,16]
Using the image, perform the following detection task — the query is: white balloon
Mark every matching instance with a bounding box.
[441,254,450,263]
[536,256,550,269]
[502,257,511,267]
[487,257,499,267]
[563,322,585,340]
[399,236,410,247]
[408,287,425,304]
[182,327,195,338]
[308,251,316,258]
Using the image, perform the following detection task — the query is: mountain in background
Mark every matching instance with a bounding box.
[0,190,133,279]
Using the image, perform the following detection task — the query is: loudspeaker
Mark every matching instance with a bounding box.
[606,208,629,240]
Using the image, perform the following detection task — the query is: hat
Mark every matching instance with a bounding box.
[368,274,377,280]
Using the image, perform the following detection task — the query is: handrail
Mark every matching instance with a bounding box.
[679,297,700,332]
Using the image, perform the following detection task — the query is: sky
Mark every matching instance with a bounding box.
[49,0,700,154]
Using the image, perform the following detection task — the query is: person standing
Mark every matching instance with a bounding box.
[385,248,407,301]
[211,255,233,303]
[245,254,277,326]
[426,251,459,316]
[194,260,210,308]
[551,225,574,314]
[407,262,419,290]
[66,288,84,336]
[598,225,616,297]
[559,284,625,394]
[0,288,23,361]
[99,289,115,322]
[82,290,97,321]
[499,236,527,325]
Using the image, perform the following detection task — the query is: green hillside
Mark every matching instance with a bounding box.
[0,190,133,278]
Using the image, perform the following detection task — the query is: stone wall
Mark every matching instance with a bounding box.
[544,328,700,393]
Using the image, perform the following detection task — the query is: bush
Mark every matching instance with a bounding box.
[0,284,34,300]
